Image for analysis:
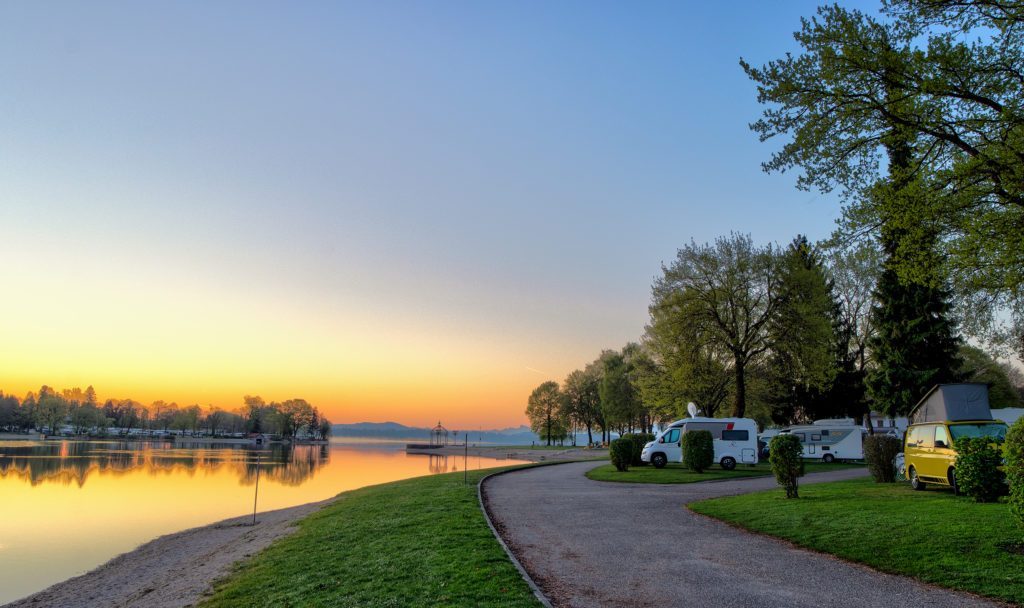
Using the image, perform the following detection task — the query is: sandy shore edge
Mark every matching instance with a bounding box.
[4,498,333,608]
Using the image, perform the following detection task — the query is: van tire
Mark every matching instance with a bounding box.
[720,457,736,471]
[822,453,835,463]
[651,453,667,469]
[909,466,926,491]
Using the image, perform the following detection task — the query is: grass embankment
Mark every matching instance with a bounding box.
[201,468,540,608]
[690,478,1024,604]
[586,461,863,484]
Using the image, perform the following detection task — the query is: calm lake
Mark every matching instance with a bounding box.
[0,439,527,604]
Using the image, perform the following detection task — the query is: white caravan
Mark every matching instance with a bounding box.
[641,417,759,470]
[779,418,865,462]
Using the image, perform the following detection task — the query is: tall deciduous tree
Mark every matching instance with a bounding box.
[526,381,564,446]
[653,233,780,418]
[561,368,601,446]
[742,1,1024,355]
[643,305,731,420]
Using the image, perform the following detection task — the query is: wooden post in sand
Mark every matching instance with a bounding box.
[464,433,468,485]
[251,452,261,526]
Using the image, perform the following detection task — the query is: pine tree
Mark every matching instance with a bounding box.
[867,262,961,417]
[767,236,839,424]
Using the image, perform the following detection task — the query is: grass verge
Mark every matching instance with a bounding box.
[689,478,1024,604]
[200,468,541,608]
[585,461,862,484]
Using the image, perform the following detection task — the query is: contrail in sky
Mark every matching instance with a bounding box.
[525,366,547,375]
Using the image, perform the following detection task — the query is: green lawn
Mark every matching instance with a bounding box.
[586,461,863,484]
[690,478,1024,604]
[201,468,541,608]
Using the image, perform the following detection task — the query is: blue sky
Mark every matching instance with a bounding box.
[0,1,877,425]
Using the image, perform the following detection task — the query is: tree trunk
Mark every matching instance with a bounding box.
[586,425,593,446]
[732,357,747,418]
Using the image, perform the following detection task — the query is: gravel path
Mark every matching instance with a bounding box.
[4,500,329,608]
[483,461,1004,608]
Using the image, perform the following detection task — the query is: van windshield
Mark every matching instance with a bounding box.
[949,423,1008,442]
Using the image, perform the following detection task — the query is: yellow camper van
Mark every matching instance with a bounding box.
[904,420,1008,491]
[904,384,1008,492]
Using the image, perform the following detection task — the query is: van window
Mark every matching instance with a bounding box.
[811,434,821,442]
[908,425,934,448]
[794,432,806,442]
[722,430,748,441]
[949,423,1008,442]
[934,426,950,449]
[663,429,680,444]
[821,430,830,436]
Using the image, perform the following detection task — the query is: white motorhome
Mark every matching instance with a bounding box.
[641,417,759,470]
[779,418,865,462]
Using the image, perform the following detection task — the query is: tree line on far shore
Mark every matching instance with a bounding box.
[0,387,332,441]
[528,0,1024,444]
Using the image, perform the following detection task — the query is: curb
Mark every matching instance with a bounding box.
[478,461,584,608]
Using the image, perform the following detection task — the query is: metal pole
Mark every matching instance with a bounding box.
[251,451,261,526]
[464,432,468,485]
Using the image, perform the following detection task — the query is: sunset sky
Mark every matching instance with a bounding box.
[0,1,865,428]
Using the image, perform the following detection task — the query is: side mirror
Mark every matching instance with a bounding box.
[935,440,947,449]
[657,437,664,444]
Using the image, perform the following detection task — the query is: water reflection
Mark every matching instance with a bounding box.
[0,440,527,605]
[0,440,329,488]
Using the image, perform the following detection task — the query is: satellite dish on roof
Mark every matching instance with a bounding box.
[687,402,699,418]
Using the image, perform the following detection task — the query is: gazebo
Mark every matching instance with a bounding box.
[430,422,449,447]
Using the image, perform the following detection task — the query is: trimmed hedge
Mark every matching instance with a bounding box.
[1007,419,1024,529]
[682,430,714,473]
[609,437,633,472]
[863,434,902,483]
[622,433,655,466]
[769,434,804,498]
[954,436,1005,502]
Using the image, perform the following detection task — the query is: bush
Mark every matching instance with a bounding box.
[1006,419,1024,529]
[622,433,655,466]
[953,436,1005,502]
[863,434,902,483]
[682,430,714,473]
[609,437,633,472]
[769,434,804,498]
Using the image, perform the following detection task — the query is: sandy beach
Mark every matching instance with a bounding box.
[4,500,330,608]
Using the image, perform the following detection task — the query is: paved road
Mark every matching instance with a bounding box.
[483,461,1002,608]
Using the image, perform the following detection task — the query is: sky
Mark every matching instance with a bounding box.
[0,1,877,428]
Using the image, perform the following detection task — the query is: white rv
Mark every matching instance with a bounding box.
[641,417,759,470]
[779,418,865,462]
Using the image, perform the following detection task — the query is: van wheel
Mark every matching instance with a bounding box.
[651,453,667,469]
[822,453,835,463]
[909,466,926,491]
[949,468,960,496]
[720,457,736,471]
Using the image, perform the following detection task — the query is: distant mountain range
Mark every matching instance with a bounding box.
[331,421,579,445]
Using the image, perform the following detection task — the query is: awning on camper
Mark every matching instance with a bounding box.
[907,383,992,425]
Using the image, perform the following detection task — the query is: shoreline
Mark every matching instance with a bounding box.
[4,448,604,607]
[4,499,331,608]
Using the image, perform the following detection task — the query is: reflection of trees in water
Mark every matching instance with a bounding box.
[0,441,330,487]
[238,445,331,487]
